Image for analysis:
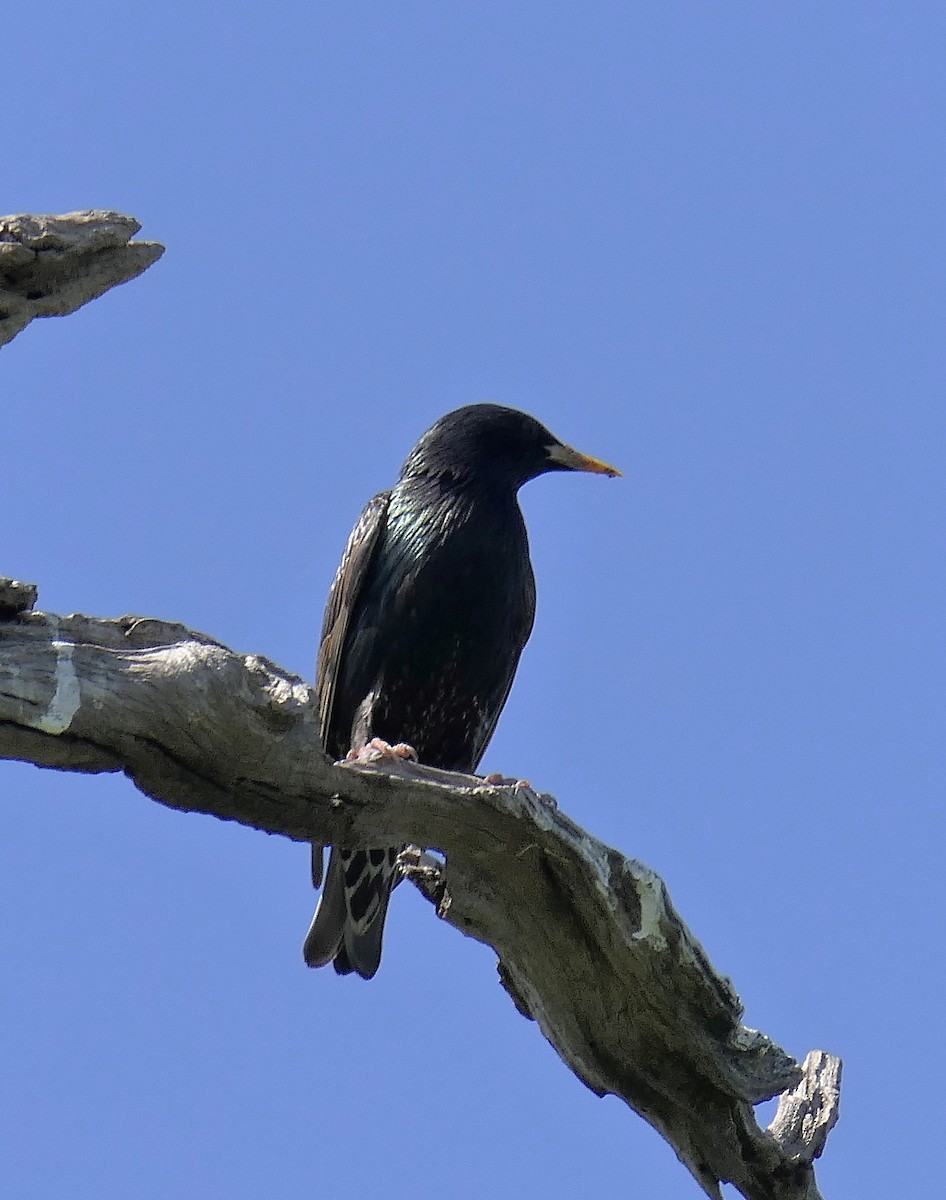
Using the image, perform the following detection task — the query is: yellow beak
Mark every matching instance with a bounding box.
[546,441,621,478]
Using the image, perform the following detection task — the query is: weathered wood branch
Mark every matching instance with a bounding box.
[0,578,840,1200]
[0,211,164,347]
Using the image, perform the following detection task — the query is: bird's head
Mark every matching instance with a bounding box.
[400,403,620,491]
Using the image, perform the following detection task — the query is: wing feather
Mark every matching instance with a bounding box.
[311,490,389,887]
[315,490,390,754]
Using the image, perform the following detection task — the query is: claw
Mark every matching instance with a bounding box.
[483,772,532,789]
[347,738,419,763]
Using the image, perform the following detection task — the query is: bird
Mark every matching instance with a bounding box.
[302,403,619,978]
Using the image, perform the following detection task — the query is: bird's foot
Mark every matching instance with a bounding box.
[347,738,419,763]
[482,774,556,809]
[483,771,532,789]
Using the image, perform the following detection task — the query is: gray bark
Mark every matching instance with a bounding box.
[0,211,163,347]
[0,578,840,1199]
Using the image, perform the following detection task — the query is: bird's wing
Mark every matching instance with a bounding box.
[316,489,390,750]
[311,490,390,887]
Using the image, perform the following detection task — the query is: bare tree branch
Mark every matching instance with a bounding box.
[0,578,840,1200]
[0,211,164,347]
[769,1051,842,1165]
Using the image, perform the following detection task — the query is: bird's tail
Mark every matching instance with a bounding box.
[302,844,401,980]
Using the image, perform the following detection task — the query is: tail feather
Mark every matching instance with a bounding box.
[303,845,401,979]
[310,843,325,888]
[302,851,347,968]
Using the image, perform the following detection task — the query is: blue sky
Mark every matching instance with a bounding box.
[3,3,944,1196]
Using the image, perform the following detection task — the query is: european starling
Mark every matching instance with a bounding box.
[303,403,619,978]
